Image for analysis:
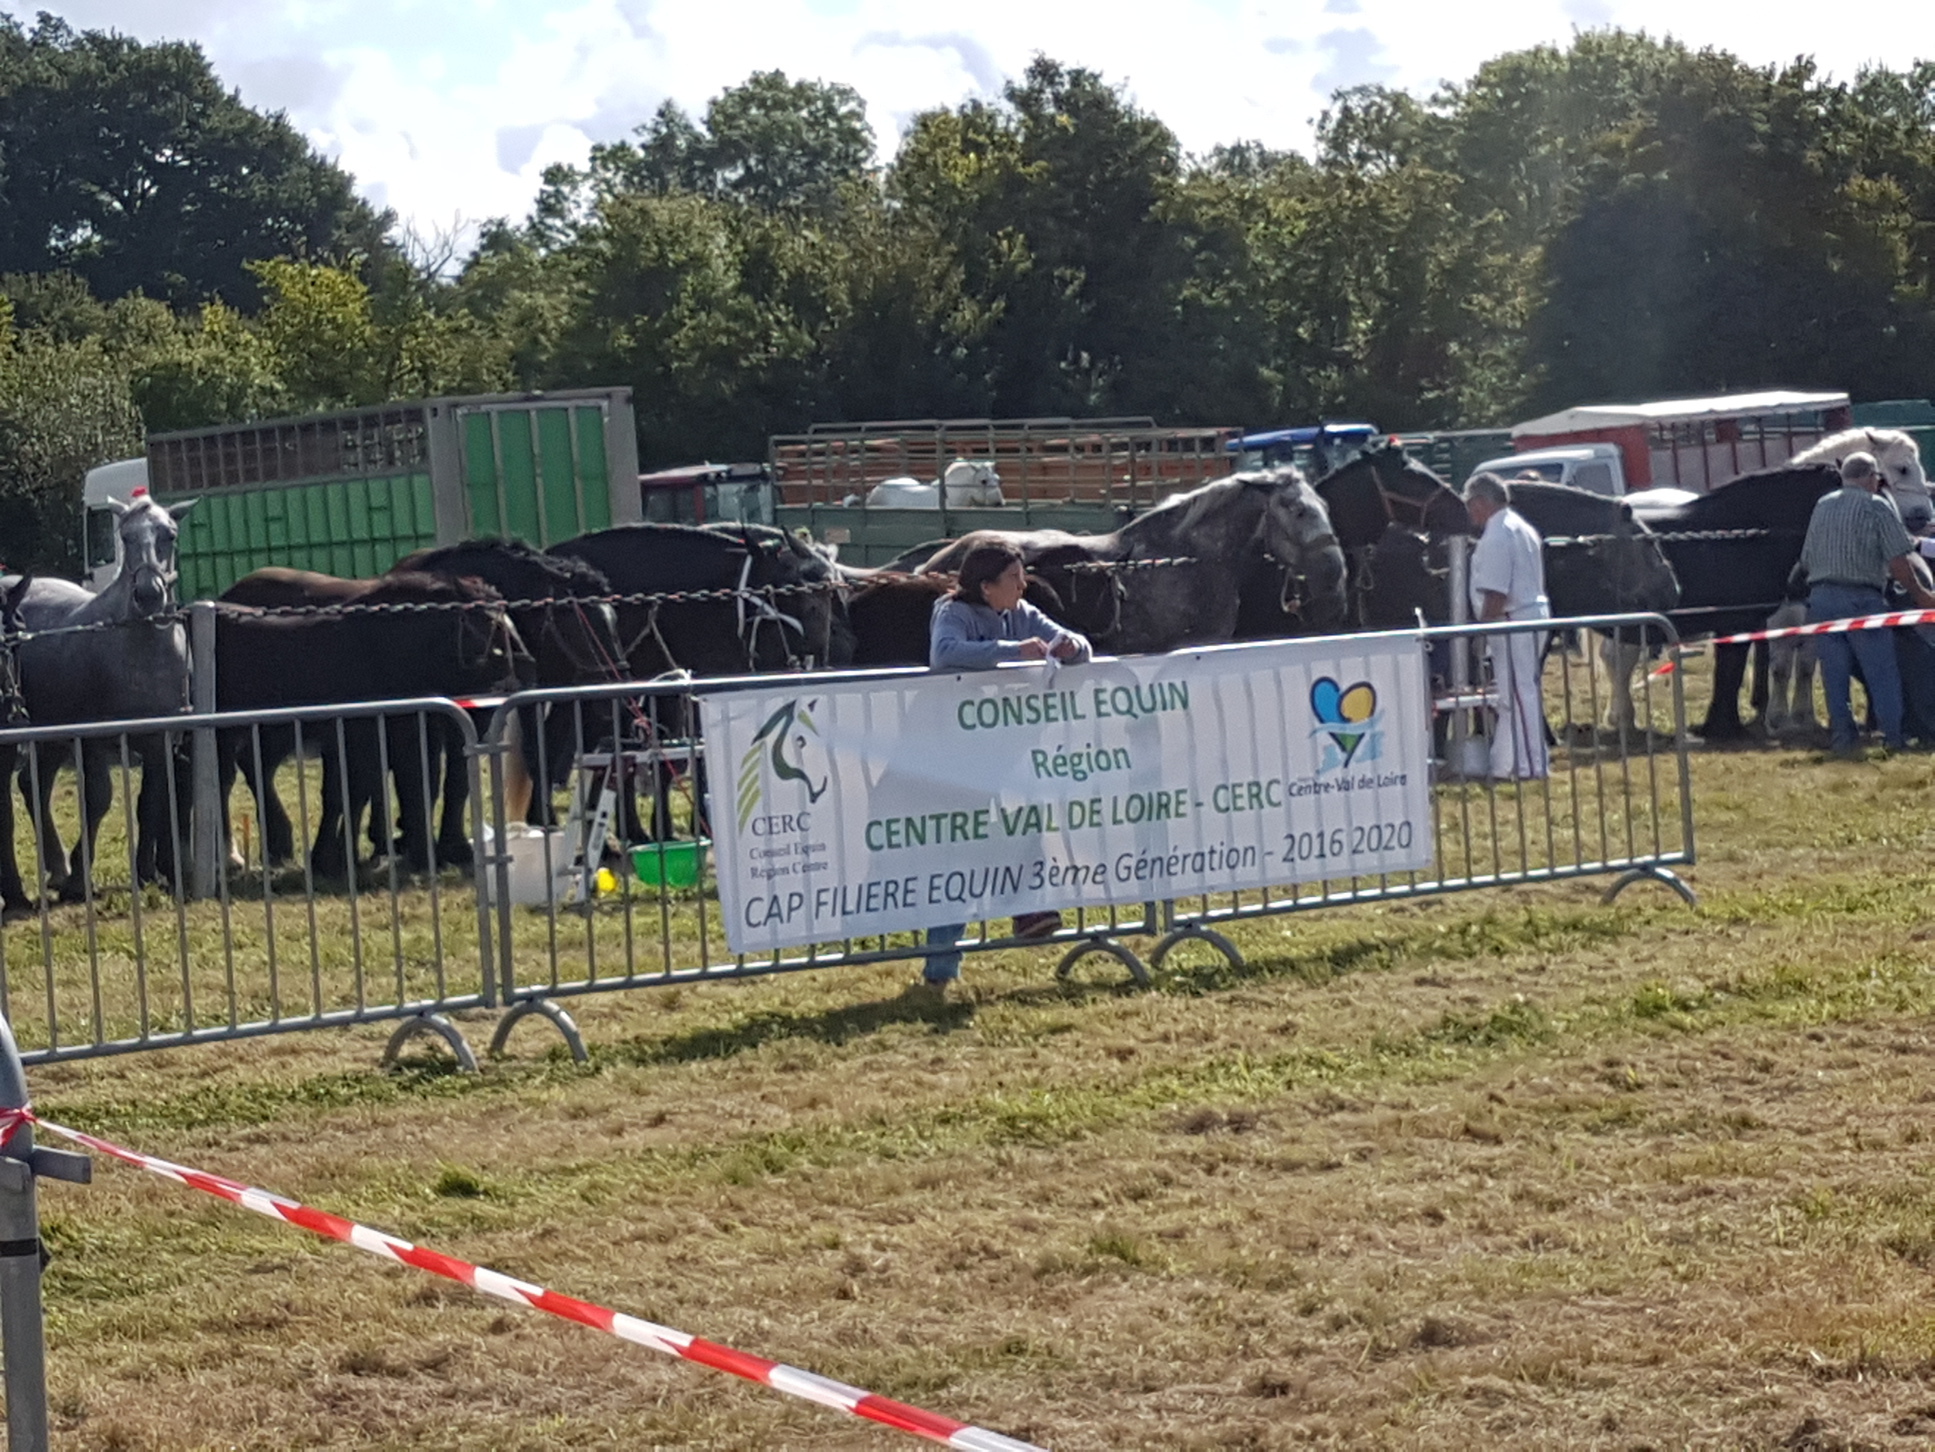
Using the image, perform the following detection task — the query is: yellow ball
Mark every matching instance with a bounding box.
[595,867,618,895]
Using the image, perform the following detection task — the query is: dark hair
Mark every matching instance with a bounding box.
[952,543,1025,606]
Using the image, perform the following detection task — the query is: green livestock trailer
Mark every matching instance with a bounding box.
[87,389,643,600]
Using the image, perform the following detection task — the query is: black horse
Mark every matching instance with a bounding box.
[216,574,532,878]
[552,523,852,677]
[543,523,852,845]
[1288,447,1473,637]
[387,539,626,850]
[1504,482,1681,620]
[1627,465,1840,739]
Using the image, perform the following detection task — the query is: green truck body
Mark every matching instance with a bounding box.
[96,389,642,600]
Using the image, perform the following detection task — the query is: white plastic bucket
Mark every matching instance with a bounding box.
[482,825,570,908]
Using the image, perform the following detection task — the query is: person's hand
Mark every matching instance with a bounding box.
[1051,636,1081,661]
[1016,637,1050,660]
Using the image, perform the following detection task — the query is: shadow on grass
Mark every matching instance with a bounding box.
[605,973,1145,1067]
[595,904,1640,1068]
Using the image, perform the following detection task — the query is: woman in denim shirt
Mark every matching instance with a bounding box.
[920,543,1091,993]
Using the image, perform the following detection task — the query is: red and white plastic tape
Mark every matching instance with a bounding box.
[1649,606,1935,676]
[0,1108,1043,1452]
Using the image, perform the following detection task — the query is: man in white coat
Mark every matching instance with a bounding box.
[1465,472,1551,779]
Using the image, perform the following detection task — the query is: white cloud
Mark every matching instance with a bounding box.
[40,0,1935,242]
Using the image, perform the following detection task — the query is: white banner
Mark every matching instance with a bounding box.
[701,634,1435,955]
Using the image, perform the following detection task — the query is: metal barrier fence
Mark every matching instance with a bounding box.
[475,677,1164,1056]
[0,700,494,1066]
[476,613,1695,1052]
[1156,613,1695,971]
[0,614,1695,1068]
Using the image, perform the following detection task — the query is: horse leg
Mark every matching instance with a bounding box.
[1748,639,1772,731]
[534,702,584,827]
[1794,640,1820,732]
[1698,643,1753,740]
[435,716,474,869]
[1599,633,1643,735]
[23,740,73,900]
[379,714,435,874]
[0,744,27,916]
[238,724,297,866]
[60,743,114,903]
[309,724,354,881]
[131,733,183,890]
[502,709,535,828]
[1767,638,1795,734]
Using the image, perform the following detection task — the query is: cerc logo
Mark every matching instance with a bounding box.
[736,698,829,832]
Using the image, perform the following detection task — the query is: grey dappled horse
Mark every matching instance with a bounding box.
[0,495,193,909]
[916,469,1348,653]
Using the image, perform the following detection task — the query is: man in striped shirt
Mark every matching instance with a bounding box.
[1799,452,1935,753]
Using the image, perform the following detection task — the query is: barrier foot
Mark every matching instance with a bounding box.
[1055,937,1151,989]
[489,998,589,1063]
[1601,866,1698,908]
[381,1014,479,1073]
[1150,924,1244,974]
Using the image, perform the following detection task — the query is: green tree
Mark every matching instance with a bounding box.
[893,58,1194,417]
[0,315,142,572]
[0,12,392,308]
[1527,49,1935,408]
[539,71,874,224]
[104,293,286,432]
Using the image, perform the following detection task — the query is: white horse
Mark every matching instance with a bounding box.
[864,459,1004,509]
[1792,429,1930,532]
[1762,600,1817,735]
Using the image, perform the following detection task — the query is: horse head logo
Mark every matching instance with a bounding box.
[1310,676,1379,768]
[737,697,828,831]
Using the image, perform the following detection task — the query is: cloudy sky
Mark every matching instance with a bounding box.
[40,0,1929,240]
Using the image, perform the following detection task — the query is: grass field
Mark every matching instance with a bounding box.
[21,667,1935,1449]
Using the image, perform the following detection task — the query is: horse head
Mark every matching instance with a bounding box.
[1314,445,1471,548]
[1870,430,1930,529]
[1254,471,1348,629]
[106,493,195,619]
[736,526,852,670]
[446,577,535,692]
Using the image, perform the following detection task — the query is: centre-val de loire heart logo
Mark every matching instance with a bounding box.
[1309,676,1379,768]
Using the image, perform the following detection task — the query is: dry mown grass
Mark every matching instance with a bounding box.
[24,673,1935,1449]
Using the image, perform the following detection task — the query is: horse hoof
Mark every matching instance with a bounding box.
[1,898,37,922]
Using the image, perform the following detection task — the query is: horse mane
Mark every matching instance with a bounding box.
[1506,479,1641,530]
[1793,427,1922,463]
[1659,463,1841,529]
[705,522,838,573]
[368,571,504,606]
[1141,468,1296,539]
[402,537,611,597]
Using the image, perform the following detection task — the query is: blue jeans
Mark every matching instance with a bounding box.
[1809,583,1903,749]
[923,924,966,982]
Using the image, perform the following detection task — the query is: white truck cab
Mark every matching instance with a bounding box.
[82,457,150,592]
[1468,442,1627,499]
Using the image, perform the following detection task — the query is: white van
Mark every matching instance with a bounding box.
[1468,442,1627,499]
[82,457,150,592]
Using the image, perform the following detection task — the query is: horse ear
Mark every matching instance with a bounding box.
[168,498,199,522]
[107,497,129,517]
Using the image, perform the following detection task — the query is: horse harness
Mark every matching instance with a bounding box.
[609,547,826,676]
[454,598,532,692]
